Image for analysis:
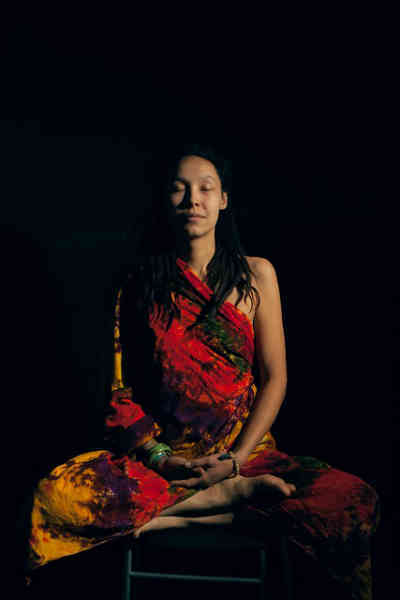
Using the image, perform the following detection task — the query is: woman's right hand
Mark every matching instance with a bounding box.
[154,455,194,480]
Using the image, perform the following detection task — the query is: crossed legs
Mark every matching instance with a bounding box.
[134,473,295,538]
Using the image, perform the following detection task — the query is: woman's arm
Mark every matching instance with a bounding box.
[231,257,287,465]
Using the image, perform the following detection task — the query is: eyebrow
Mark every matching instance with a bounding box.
[174,175,215,183]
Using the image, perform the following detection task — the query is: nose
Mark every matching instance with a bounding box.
[180,187,200,208]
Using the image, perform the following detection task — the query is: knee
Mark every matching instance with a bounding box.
[363,478,379,507]
[367,483,381,527]
[357,478,381,531]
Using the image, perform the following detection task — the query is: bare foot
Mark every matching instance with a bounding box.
[251,474,297,499]
[134,513,234,539]
[157,474,296,519]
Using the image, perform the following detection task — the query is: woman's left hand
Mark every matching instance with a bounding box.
[169,452,236,489]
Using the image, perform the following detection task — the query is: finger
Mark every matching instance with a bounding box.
[173,457,195,468]
[193,466,207,475]
[175,457,191,465]
[174,465,198,478]
[187,457,210,468]
[171,459,199,472]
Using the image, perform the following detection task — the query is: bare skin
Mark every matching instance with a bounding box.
[134,473,296,538]
[134,513,235,539]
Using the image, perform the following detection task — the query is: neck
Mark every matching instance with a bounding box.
[176,236,216,280]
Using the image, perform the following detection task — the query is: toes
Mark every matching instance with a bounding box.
[282,482,296,496]
[280,484,291,496]
[271,476,295,497]
[252,475,297,499]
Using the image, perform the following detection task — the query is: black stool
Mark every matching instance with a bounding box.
[122,526,293,600]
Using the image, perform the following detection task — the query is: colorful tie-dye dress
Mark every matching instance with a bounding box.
[26,257,380,599]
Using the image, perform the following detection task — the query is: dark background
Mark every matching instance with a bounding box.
[3,7,394,599]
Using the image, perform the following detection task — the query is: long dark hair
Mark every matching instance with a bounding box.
[124,143,260,330]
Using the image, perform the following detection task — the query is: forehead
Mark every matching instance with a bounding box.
[174,155,219,180]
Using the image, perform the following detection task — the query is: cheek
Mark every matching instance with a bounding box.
[209,200,222,219]
[170,196,185,212]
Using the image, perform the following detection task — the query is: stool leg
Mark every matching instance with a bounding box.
[259,547,267,600]
[133,541,143,571]
[123,548,132,600]
[124,541,145,600]
[279,536,293,600]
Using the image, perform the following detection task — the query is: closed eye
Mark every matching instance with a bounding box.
[170,187,213,193]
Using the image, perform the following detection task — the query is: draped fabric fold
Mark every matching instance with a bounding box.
[103,283,163,453]
[26,257,380,600]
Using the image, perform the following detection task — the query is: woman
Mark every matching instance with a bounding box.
[26,144,380,598]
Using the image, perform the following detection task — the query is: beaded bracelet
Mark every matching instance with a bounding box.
[218,451,240,478]
[228,453,240,478]
[147,442,173,468]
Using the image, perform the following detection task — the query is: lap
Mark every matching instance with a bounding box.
[237,449,380,563]
[241,449,378,505]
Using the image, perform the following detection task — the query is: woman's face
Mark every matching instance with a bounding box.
[166,155,228,238]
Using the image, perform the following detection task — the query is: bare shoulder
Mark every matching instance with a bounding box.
[244,257,286,382]
[245,256,278,286]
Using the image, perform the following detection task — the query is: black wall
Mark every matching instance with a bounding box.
[4,119,390,507]
[3,15,394,597]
